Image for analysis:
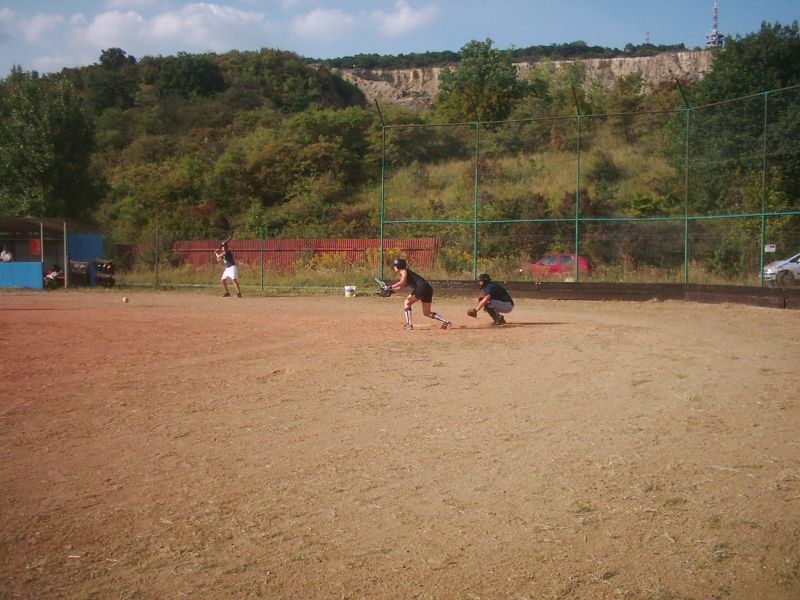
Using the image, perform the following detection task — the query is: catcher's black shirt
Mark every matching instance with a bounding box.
[482,282,513,304]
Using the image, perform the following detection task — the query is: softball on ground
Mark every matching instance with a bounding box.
[122,297,129,303]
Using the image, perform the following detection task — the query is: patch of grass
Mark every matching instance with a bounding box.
[712,543,734,562]
[778,558,800,585]
[663,497,687,507]
[601,569,618,580]
[706,514,722,529]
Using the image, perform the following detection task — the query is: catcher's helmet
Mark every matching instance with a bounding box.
[392,258,407,269]
[478,273,492,283]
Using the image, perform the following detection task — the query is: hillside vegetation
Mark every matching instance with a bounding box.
[1,25,798,281]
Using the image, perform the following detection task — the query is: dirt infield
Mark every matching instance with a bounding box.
[1,289,799,599]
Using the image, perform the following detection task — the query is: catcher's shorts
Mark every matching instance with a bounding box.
[488,299,514,313]
[221,265,239,281]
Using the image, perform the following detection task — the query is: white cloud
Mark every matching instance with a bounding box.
[74,3,271,56]
[290,8,356,39]
[20,13,65,43]
[372,0,439,36]
[31,53,86,74]
[81,10,146,50]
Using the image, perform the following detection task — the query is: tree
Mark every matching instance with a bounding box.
[85,48,139,113]
[606,73,644,144]
[683,21,800,214]
[436,38,526,122]
[155,53,226,99]
[693,21,800,102]
[0,69,100,218]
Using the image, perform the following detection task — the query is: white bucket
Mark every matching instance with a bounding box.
[344,285,356,297]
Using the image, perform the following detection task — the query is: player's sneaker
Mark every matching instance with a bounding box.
[404,323,414,331]
[222,292,231,297]
[440,320,452,329]
[236,292,242,298]
[491,316,506,326]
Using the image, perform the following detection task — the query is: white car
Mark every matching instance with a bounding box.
[763,251,800,287]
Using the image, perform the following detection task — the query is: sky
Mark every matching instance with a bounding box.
[0,1,797,76]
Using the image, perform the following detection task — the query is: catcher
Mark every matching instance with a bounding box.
[467,274,513,326]
[383,258,451,331]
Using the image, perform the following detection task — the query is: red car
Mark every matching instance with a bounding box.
[524,254,591,277]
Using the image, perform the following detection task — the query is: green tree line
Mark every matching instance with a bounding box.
[317,40,690,70]
[0,25,798,278]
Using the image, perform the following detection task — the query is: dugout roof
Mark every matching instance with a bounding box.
[0,218,99,237]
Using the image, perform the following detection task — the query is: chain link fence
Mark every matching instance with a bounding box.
[379,85,799,285]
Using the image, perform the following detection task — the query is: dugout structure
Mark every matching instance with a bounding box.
[0,218,105,289]
[376,85,800,287]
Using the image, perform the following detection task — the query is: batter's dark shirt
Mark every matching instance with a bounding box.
[223,250,235,268]
[482,282,513,304]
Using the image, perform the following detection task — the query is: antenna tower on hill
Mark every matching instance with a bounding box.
[706,1,725,48]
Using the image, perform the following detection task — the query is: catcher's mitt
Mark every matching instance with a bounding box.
[466,308,478,318]
[377,288,393,297]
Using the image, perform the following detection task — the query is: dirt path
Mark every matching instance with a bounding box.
[1,290,798,599]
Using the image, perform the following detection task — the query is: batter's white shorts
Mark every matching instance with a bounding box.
[221,265,239,281]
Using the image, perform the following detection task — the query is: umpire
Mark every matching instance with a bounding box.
[468,274,514,326]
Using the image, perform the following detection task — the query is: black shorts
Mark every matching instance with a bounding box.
[412,283,433,303]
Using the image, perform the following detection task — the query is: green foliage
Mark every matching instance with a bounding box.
[318,41,689,70]
[151,52,226,99]
[0,68,101,218]
[683,22,800,215]
[219,49,365,111]
[695,21,800,102]
[85,48,139,114]
[708,234,748,278]
[587,152,622,185]
[1,34,795,287]
[607,74,644,143]
[436,39,526,122]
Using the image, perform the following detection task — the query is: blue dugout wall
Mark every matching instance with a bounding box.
[0,262,44,289]
[0,231,104,288]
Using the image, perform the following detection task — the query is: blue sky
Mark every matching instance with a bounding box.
[0,1,797,75]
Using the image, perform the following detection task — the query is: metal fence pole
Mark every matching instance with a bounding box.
[675,78,692,285]
[473,122,480,280]
[376,101,387,281]
[575,115,582,283]
[260,226,264,292]
[380,125,386,279]
[155,226,160,287]
[683,108,691,284]
[759,91,769,287]
[63,221,69,288]
[572,86,582,283]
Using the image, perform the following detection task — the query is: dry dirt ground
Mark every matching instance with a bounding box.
[1,289,799,600]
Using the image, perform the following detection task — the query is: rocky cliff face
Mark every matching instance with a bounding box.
[338,50,713,109]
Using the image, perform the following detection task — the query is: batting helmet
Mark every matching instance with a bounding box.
[478,273,492,283]
[392,258,407,269]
